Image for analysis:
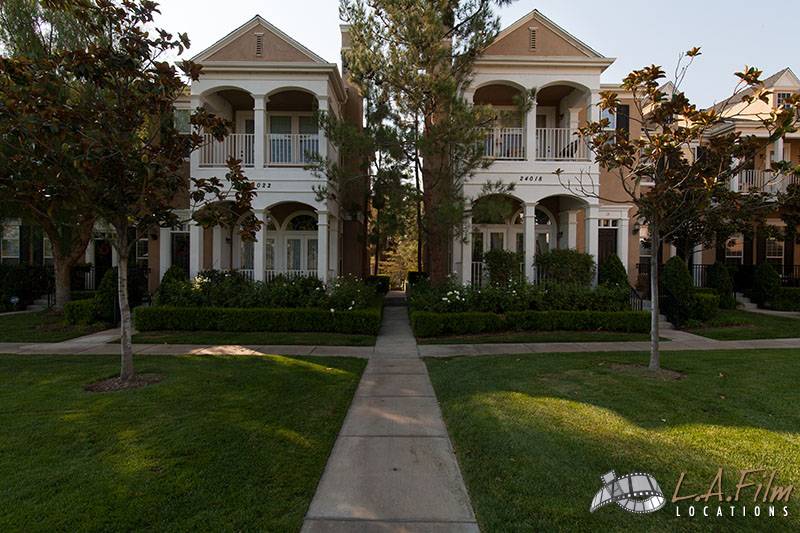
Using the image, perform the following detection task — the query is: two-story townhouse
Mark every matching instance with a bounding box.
[451,9,634,285]
[145,16,368,291]
[694,68,800,283]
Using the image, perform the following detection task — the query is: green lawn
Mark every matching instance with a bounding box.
[419,330,652,345]
[0,311,106,342]
[427,350,800,532]
[131,330,376,346]
[686,309,800,340]
[0,353,364,531]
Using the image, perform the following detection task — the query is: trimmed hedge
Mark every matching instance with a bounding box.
[691,292,720,321]
[770,287,800,311]
[410,310,650,338]
[134,306,383,335]
[64,299,99,325]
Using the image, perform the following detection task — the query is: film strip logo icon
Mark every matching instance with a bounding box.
[590,470,666,514]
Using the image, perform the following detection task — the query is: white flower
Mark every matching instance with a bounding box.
[330,308,335,313]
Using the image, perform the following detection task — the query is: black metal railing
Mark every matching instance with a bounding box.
[629,284,644,311]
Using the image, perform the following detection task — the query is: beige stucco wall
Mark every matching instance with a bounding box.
[207,25,317,63]
[483,19,589,57]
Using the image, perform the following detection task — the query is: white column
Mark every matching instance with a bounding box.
[589,91,601,123]
[691,243,704,286]
[567,211,578,249]
[775,136,785,163]
[190,95,201,170]
[526,99,537,161]
[463,214,473,285]
[585,206,599,285]
[85,236,95,265]
[317,96,328,162]
[253,210,265,281]
[253,95,266,168]
[524,202,537,282]
[328,215,339,278]
[189,223,204,278]
[212,226,223,269]
[618,216,630,272]
[317,211,329,282]
[158,227,170,280]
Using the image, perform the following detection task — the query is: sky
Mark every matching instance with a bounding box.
[155,0,799,108]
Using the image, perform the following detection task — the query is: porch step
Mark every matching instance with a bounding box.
[735,292,758,310]
[26,304,46,312]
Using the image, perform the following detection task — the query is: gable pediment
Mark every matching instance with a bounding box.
[484,10,603,59]
[193,16,326,64]
[769,68,800,89]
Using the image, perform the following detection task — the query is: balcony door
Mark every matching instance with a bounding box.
[268,114,318,165]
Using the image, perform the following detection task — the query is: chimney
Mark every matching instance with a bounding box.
[340,24,352,75]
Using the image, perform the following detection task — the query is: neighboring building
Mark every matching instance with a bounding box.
[453,9,632,285]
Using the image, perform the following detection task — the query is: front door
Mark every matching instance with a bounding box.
[598,228,618,264]
[94,239,113,287]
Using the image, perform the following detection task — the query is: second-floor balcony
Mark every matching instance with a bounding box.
[731,170,800,195]
[199,133,323,168]
[481,127,590,162]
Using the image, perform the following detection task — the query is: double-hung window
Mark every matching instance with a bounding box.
[1,224,20,264]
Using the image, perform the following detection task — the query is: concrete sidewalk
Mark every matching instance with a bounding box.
[302,293,478,532]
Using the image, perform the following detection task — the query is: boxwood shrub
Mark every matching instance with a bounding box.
[410,310,650,338]
[770,287,800,311]
[64,299,99,325]
[134,306,383,335]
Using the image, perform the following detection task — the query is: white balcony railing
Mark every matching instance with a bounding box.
[199,133,255,167]
[536,128,589,161]
[268,134,320,165]
[483,128,525,160]
[732,170,799,194]
[264,269,319,282]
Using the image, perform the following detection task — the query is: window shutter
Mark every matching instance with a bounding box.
[616,104,630,135]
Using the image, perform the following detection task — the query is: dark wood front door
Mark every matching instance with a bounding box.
[598,228,618,265]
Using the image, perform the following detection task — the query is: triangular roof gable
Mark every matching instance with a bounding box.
[765,67,800,89]
[192,16,327,64]
[484,9,604,58]
[708,67,799,113]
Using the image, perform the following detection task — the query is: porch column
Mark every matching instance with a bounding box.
[524,202,537,282]
[253,210,265,281]
[158,227,171,280]
[328,215,339,278]
[189,222,204,278]
[253,94,266,168]
[463,213,473,285]
[190,94,201,170]
[589,91,601,123]
[617,215,630,272]
[317,96,329,162]
[212,226,223,269]
[526,99,537,161]
[585,206,599,285]
[317,211,329,282]
[775,136,785,163]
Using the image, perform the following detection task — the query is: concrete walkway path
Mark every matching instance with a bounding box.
[302,292,478,532]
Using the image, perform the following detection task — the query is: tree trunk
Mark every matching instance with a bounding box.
[649,226,661,371]
[414,115,423,273]
[52,254,72,311]
[117,240,135,381]
[374,225,380,276]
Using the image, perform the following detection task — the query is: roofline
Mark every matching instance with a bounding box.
[475,55,614,70]
[492,9,606,59]
[190,15,329,64]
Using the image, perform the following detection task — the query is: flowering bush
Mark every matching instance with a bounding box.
[154,270,376,310]
[408,278,630,313]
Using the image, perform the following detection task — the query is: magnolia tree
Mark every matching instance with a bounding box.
[568,50,799,370]
[26,0,258,383]
[0,0,101,309]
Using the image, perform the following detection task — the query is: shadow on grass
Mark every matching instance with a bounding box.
[0,353,365,531]
[427,350,800,532]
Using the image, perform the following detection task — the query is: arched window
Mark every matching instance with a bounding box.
[286,214,318,231]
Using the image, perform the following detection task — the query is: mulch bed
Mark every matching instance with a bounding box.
[85,373,163,393]
[609,363,685,381]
